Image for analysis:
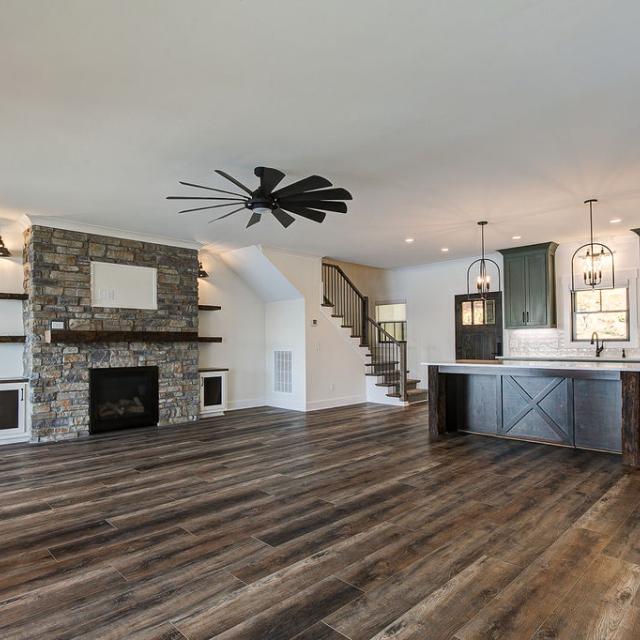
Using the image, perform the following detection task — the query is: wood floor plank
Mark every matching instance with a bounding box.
[0,403,635,639]
[454,527,609,640]
[530,554,640,640]
[368,555,519,640]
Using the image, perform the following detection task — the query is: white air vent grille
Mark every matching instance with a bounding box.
[274,350,292,394]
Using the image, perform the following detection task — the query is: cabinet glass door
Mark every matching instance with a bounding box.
[0,388,20,430]
[203,376,222,408]
[0,383,26,441]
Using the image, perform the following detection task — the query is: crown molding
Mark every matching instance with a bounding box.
[23,215,203,250]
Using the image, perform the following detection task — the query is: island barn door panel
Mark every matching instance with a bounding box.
[446,374,499,434]
[500,374,574,446]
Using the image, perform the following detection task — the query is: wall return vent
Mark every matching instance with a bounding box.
[274,350,292,394]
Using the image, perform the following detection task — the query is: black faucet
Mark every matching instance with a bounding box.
[591,332,605,358]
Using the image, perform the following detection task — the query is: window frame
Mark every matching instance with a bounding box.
[571,286,630,343]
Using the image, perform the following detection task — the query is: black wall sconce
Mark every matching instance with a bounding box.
[0,235,11,258]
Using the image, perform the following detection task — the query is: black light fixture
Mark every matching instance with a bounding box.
[571,199,615,290]
[198,261,209,279]
[0,235,10,258]
[466,221,501,299]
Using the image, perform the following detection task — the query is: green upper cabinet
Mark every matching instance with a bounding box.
[498,242,558,329]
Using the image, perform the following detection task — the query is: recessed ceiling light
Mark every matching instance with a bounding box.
[512,235,522,240]
[610,218,622,224]
[441,247,449,252]
[405,237,414,244]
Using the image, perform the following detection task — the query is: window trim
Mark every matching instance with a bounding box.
[571,286,630,343]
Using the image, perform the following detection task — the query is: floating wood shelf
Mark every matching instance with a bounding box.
[0,336,26,343]
[198,305,221,311]
[0,293,28,301]
[46,330,199,344]
[197,337,223,343]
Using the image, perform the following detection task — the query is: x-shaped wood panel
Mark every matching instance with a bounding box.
[502,376,571,443]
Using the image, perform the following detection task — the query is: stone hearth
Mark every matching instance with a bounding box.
[23,226,200,442]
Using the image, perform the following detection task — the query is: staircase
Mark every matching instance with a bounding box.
[321,263,426,404]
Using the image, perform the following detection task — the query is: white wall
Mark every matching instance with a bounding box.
[0,223,25,379]
[265,298,306,411]
[264,248,366,410]
[323,258,392,304]
[198,252,266,410]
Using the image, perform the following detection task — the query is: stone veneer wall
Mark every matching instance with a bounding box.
[23,225,200,442]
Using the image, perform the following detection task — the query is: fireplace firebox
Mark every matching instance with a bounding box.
[89,366,159,434]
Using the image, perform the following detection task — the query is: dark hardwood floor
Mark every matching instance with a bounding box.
[1,403,640,639]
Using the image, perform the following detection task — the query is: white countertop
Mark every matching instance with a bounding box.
[499,355,640,364]
[421,359,640,372]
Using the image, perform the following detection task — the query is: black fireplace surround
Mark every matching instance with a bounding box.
[89,366,159,434]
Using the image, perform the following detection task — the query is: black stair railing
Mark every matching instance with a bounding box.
[322,263,407,400]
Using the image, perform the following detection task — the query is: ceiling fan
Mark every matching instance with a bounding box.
[167,166,352,228]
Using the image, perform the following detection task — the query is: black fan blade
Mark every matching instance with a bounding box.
[255,167,285,194]
[179,181,248,198]
[272,208,296,228]
[280,204,327,223]
[272,175,332,199]
[280,188,352,202]
[246,212,262,228]
[214,170,254,195]
[208,206,247,223]
[281,200,347,213]
[167,196,247,201]
[178,202,245,214]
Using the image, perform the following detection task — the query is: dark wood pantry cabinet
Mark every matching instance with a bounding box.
[499,242,558,329]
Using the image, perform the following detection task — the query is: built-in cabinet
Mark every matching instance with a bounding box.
[499,242,558,329]
[0,381,28,443]
[199,369,228,416]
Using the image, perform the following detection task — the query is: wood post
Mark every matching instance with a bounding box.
[621,371,640,469]
[362,296,369,345]
[428,365,447,440]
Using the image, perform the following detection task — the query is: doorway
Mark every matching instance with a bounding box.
[454,292,503,360]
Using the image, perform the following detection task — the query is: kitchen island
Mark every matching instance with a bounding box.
[424,360,640,468]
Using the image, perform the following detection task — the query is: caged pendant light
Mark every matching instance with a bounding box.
[571,199,615,291]
[466,221,501,299]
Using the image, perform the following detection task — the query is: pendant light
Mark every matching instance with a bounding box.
[571,199,615,290]
[198,261,209,279]
[466,221,501,299]
[0,235,10,258]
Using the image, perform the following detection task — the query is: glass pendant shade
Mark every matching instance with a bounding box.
[571,200,615,290]
[466,221,501,299]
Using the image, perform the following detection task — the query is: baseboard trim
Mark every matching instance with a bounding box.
[226,398,266,411]
[305,395,366,412]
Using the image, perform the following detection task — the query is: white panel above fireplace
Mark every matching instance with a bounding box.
[90,261,158,309]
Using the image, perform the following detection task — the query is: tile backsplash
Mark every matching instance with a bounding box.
[506,328,640,359]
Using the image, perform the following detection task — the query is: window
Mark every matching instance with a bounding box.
[375,303,406,341]
[461,299,495,326]
[572,287,629,341]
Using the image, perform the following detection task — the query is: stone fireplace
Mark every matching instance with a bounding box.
[23,225,200,442]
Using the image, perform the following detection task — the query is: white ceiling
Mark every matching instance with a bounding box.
[1,0,639,268]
